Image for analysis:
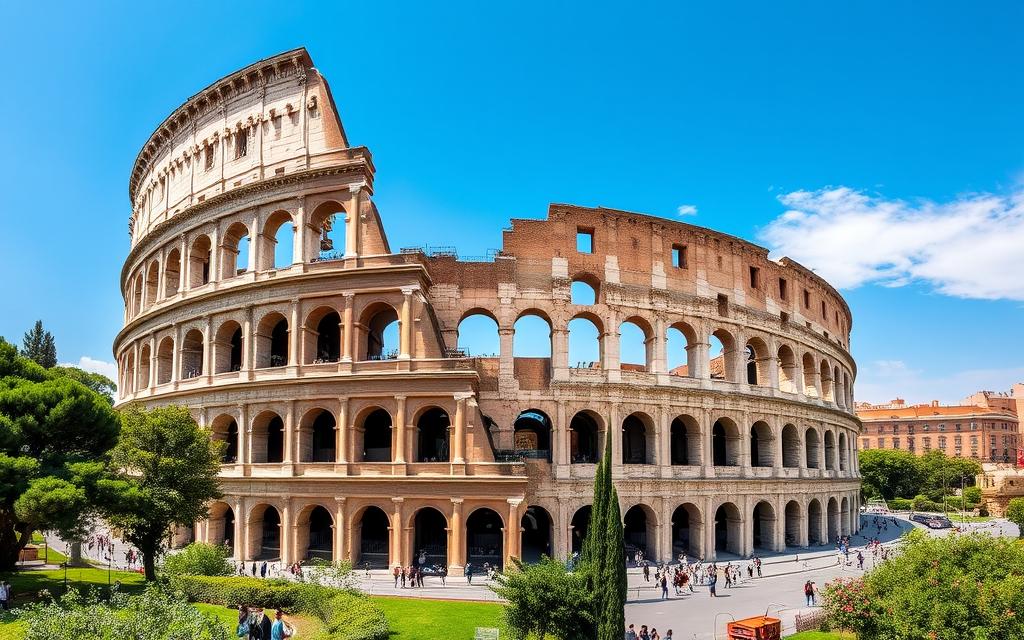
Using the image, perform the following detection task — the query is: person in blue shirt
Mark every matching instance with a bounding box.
[270,609,291,640]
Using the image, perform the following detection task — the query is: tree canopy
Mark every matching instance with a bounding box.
[21,320,57,368]
[0,338,119,570]
[1006,498,1024,536]
[859,449,982,501]
[100,404,223,580]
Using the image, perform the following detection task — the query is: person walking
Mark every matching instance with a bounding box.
[639,625,651,640]
[660,573,669,600]
[857,551,865,570]
[625,624,638,640]
[664,630,672,640]
[465,562,473,585]
[643,562,650,582]
[260,561,268,578]
[270,609,292,640]
[251,562,257,577]
[708,569,718,597]
[755,557,762,577]
[440,564,447,586]
[393,565,401,588]
[804,580,815,606]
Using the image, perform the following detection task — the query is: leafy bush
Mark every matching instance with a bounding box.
[162,542,234,577]
[911,495,944,512]
[887,498,913,511]
[168,575,305,609]
[310,590,389,640]
[962,486,982,504]
[491,557,593,640]
[823,530,1024,638]
[18,585,228,640]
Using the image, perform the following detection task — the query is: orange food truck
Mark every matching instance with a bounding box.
[726,615,782,640]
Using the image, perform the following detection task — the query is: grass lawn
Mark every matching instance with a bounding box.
[786,632,856,639]
[0,565,145,607]
[372,596,508,640]
[28,534,67,565]
[949,514,993,523]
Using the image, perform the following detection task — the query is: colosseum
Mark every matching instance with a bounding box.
[114,48,861,575]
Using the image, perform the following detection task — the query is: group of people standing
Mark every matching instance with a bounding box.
[624,623,672,639]
[236,606,291,640]
[392,562,447,588]
[638,555,764,599]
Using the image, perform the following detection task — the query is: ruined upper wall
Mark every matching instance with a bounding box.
[127,48,360,247]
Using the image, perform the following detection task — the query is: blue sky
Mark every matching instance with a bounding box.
[1,2,1021,404]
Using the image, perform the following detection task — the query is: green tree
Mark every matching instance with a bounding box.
[962,486,982,504]
[580,432,612,637]
[51,366,117,404]
[100,405,223,580]
[0,339,119,570]
[597,486,626,640]
[858,449,924,500]
[491,556,593,640]
[21,319,57,368]
[1006,497,1024,536]
[917,449,982,497]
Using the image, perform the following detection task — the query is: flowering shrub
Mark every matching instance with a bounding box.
[822,578,874,632]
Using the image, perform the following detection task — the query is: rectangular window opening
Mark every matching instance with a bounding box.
[803,289,811,309]
[779,277,788,300]
[235,128,248,159]
[717,294,729,317]
[204,145,214,171]
[576,228,594,254]
[672,244,688,269]
[749,266,760,289]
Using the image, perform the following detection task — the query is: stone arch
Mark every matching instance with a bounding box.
[570,273,599,305]
[164,248,181,297]
[220,221,251,278]
[207,501,235,551]
[745,337,769,385]
[833,366,844,407]
[671,503,703,559]
[210,414,239,463]
[138,343,151,388]
[360,301,400,361]
[304,305,342,364]
[413,506,449,568]
[750,420,774,467]
[709,328,738,381]
[180,328,204,379]
[466,507,504,569]
[619,316,653,372]
[568,313,602,368]
[520,505,554,563]
[622,411,654,464]
[777,344,798,393]
[805,427,821,469]
[808,499,824,545]
[752,500,778,552]
[296,504,334,561]
[840,496,852,536]
[355,407,392,462]
[131,272,143,317]
[352,505,390,569]
[122,351,135,395]
[712,416,741,466]
[570,505,591,555]
[250,410,285,463]
[188,234,212,288]
[299,407,336,462]
[514,409,552,460]
[570,410,602,464]
[156,336,174,384]
[827,497,840,543]
[839,431,849,471]
[802,353,819,397]
[671,414,700,465]
[713,502,743,556]
[247,503,282,560]
[457,310,500,357]
[416,407,451,462]
[820,359,834,402]
[144,260,160,309]
[781,423,801,468]
[307,200,347,261]
[824,429,837,471]
[623,503,657,561]
[513,310,552,357]
[260,209,296,270]
[784,500,802,548]
[255,311,289,369]
[666,321,698,377]
[213,319,244,374]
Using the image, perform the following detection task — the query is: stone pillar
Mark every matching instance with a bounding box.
[280,501,292,565]
[334,497,346,563]
[450,498,465,573]
[506,498,523,565]
[798,504,809,547]
[336,398,348,464]
[346,186,362,258]
[178,235,188,292]
[208,227,220,283]
[342,293,355,362]
[604,324,621,382]
[237,404,248,466]
[233,497,245,561]
[773,498,787,552]
[399,288,413,360]
[203,315,213,381]
[609,403,621,471]
[704,497,717,561]
[288,299,300,368]
[131,342,140,395]
[248,212,260,273]
[555,401,567,466]
[148,333,157,390]
[551,327,569,380]
[498,327,514,379]
[243,307,254,378]
[171,324,181,384]
[390,498,404,568]
[772,422,783,473]
[292,205,306,265]
[284,400,296,464]
[394,395,407,463]
[453,395,468,464]
[740,496,753,558]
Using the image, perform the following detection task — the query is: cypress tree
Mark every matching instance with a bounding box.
[598,486,626,640]
[21,320,57,368]
[581,429,613,636]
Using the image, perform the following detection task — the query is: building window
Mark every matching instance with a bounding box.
[955,423,962,431]
[749,266,760,289]
[803,289,810,309]
[954,436,962,445]
[778,278,788,300]
[672,244,688,269]
[938,436,946,449]
[938,424,945,432]
[821,300,827,319]
[893,439,900,449]
[235,127,248,159]
[576,228,594,253]
[204,145,214,171]
[908,425,915,435]
[877,438,885,448]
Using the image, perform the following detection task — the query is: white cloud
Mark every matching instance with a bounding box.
[676,204,698,217]
[759,186,1024,301]
[60,356,118,381]
[855,358,1024,406]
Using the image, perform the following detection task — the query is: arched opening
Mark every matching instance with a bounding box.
[805,428,821,469]
[619,319,651,372]
[520,506,553,563]
[251,412,285,464]
[214,321,244,374]
[208,503,234,550]
[355,506,390,569]
[188,235,212,288]
[256,312,289,369]
[824,430,837,471]
[466,508,504,569]
[457,312,500,357]
[359,408,392,462]
[252,505,281,560]
[714,503,742,556]
[123,352,135,395]
[568,315,601,369]
[301,409,336,463]
[413,508,448,568]
[820,360,834,402]
[745,345,758,384]
[802,353,818,397]
[138,344,151,388]
[221,221,250,278]
[211,415,239,463]
[303,506,334,561]
[570,506,591,555]
[417,408,450,462]
[363,303,399,361]
[709,329,737,381]
[570,277,598,305]
[827,498,840,543]
[164,248,181,297]
[833,366,844,407]
[513,312,552,357]
[570,411,601,464]
[782,424,801,468]
[777,344,798,393]
[621,413,652,464]
[808,499,823,545]
[839,432,849,471]
[305,308,342,364]
[145,261,160,308]
[261,210,295,270]
[131,273,143,317]
[752,501,777,551]
[750,421,773,467]
[712,417,740,466]
[840,497,851,536]
[623,505,655,561]
[667,322,697,376]
[672,504,702,559]
[156,336,174,384]
[785,501,803,547]
[307,200,347,262]
[670,415,700,465]
[180,329,204,379]
[514,409,551,460]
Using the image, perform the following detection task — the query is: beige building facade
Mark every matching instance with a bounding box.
[114,48,862,574]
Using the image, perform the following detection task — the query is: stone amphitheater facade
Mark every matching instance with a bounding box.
[114,48,861,575]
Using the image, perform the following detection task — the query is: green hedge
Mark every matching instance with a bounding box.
[168,575,387,640]
[888,498,913,511]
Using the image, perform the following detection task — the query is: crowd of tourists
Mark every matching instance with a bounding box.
[624,623,672,639]
[236,606,292,639]
[635,554,765,600]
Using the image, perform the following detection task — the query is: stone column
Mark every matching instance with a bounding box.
[131,342,140,395]
[342,293,355,362]
[243,307,254,378]
[203,315,213,381]
[280,501,292,565]
[604,324,621,382]
[772,422,783,473]
[399,288,413,360]
[394,395,407,463]
[740,496,753,557]
[551,327,569,380]
[390,498,404,568]
[688,339,709,380]
[208,227,220,283]
[336,398,348,464]
[450,498,465,573]
[292,205,306,265]
[233,497,244,561]
[773,498,787,552]
[171,324,181,384]
[334,497,346,563]
[704,497,717,561]
[288,299,300,368]
[345,185,362,259]
[284,400,296,464]
[498,327,514,379]
[453,395,468,464]
[148,333,157,390]
[237,404,248,466]
[554,402,567,466]
[609,403,621,471]
[506,498,523,565]
[178,235,188,292]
